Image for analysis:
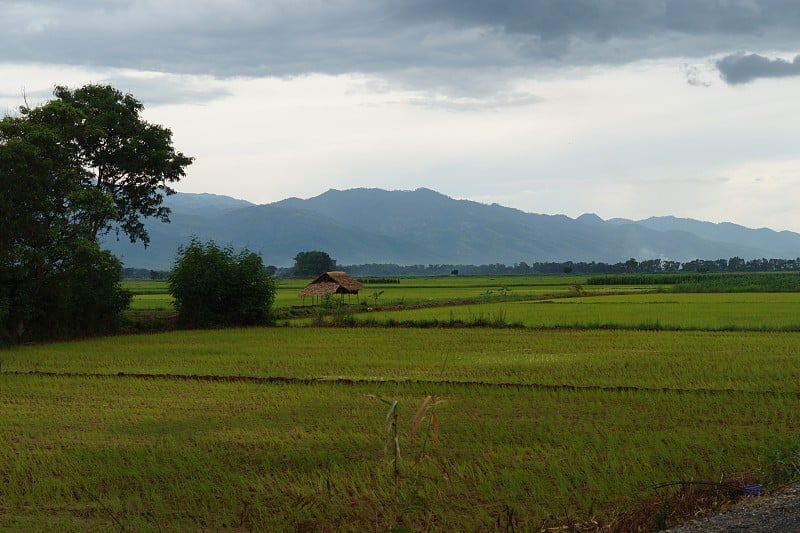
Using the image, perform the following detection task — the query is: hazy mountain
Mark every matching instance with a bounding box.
[101,188,800,269]
[628,216,800,259]
[163,192,254,214]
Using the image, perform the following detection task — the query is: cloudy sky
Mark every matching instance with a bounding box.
[2,0,800,231]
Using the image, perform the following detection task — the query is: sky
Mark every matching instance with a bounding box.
[2,0,800,232]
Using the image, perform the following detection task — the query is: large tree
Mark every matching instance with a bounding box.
[0,84,191,343]
[50,84,193,245]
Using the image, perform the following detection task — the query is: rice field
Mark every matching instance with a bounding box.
[2,374,796,531]
[2,325,799,530]
[4,274,799,530]
[3,328,800,391]
[349,292,800,330]
[123,275,647,312]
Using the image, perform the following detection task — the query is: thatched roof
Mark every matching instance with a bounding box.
[298,271,364,298]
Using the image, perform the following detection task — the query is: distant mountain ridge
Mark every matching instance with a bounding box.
[101,188,800,269]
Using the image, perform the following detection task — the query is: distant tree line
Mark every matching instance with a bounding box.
[324,257,800,277]
[125,256,800,280]
[123,268,170,280]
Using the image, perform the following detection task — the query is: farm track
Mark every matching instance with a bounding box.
[664,483,800,532]
[7,370,799,397]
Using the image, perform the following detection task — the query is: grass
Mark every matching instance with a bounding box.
[2,372,798,530]
[123,275,639,314]
[588,272,800,292]
[3,326,800,529]
[9,274,796,529]
[124,277,800,333]
[4,328,800,392]
[313,292,800,331]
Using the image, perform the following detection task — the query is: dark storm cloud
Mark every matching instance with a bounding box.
[394,0,789,40]
[4,1,800,86]
[716,53,800,84]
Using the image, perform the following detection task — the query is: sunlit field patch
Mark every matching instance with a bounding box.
[351,292,800,330]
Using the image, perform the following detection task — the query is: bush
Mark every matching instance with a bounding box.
[169,239,276,327]
[1,240,131,344]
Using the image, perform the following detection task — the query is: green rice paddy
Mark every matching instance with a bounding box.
[353,292,800,330]
[3,274,799,530]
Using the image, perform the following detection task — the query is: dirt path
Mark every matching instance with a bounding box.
[664,483,800,532]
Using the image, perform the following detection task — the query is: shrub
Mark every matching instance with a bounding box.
[169,239,276,327]
[1,240,131,344]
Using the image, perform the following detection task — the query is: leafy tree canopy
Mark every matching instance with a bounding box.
[293,250,336,277]
[0,83,190,343]
[169,239,276,328]
[28,84,193,246]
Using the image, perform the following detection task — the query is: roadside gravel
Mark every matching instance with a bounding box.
[664,483,800,532]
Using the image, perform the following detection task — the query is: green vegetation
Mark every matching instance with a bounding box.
[673,272,800,293]
[588,272,800,292]
[292,250,336,277]
[345,293,800,331]
[169,239,276,327]
[124,274,800,332]
[1,84,191,344]
[2,327,799,530]
[3,375,796,531]
[124,275,597,315]
[5,273,800,529]
[5,79,797,528]
[3,328,800,391]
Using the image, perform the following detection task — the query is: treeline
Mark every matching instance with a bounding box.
[124,257,800,280]
[125,265,277,280]
[333,257,800,277]
[123,268,170,280]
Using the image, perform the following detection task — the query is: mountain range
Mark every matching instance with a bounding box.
[100,187,800,270]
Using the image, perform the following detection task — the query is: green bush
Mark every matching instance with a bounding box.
[1,240,131,344]
[169,238,276,327]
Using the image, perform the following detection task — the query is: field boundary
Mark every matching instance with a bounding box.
[6,370,798,397]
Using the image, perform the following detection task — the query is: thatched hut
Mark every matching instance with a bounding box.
[298,271,364,305]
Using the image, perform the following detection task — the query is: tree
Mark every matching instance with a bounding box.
[47,84,193,245]
[728,256,745,271]
[293,250,336,277]
[1,84,190,343]
[0,110,132,342]
[169,239,276,327]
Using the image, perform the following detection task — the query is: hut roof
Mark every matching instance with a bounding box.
[298,271,364,297]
